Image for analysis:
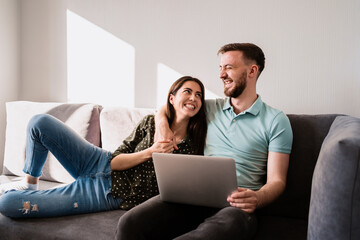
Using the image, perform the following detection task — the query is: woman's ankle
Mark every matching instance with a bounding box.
[25,175,39,185]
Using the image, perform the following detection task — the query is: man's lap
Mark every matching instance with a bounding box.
[116,195,257,240]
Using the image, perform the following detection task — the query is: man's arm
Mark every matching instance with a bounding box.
[227,152,289,213]
[154,106,177,149]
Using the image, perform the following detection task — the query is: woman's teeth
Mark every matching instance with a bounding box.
[185,104,195,109]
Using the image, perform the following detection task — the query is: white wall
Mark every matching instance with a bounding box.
[0,0,20,173]
[19,0,360,115]
[19,0,67,102]
[1,0,360,167]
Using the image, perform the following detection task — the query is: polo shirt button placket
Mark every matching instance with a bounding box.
[227,118,236,135]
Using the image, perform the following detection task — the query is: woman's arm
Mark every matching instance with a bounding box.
[111,140,174,170]
[111,115,174,171]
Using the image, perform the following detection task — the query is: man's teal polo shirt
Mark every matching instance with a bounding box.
[204,96,293,190]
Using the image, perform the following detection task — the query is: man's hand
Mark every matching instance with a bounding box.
[227,152,290,213]
[150,140,175,154]
[227,187,258,213]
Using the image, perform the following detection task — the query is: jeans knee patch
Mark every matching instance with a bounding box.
[20,201,39,214]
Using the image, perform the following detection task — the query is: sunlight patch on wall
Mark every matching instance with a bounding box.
[67,10,135,107]
[156,63,219,107]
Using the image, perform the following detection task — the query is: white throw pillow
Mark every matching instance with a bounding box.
[100,106,156,152]
[3,101,102,184]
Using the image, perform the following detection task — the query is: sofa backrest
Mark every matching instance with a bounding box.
[258,114,341,220]
[99,106,156,152]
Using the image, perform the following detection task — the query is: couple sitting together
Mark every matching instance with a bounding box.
[0,43,293,240]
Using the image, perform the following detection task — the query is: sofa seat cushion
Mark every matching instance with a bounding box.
[0,210,126,240]
[308,116,360,239]
[3,101,102,184]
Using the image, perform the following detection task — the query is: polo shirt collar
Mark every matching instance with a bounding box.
[223,95,263,116]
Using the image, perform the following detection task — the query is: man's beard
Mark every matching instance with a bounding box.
[224,71,247,98]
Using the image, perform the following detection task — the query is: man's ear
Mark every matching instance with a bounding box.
[249,64,259,78]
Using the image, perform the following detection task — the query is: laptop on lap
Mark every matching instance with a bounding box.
[152,153,238,208]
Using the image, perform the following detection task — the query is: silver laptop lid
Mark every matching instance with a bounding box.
[153,153,238,208]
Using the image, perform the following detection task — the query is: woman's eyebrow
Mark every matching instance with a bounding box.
[183,87,202,95]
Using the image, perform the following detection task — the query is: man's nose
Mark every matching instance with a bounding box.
[219,69,226,79]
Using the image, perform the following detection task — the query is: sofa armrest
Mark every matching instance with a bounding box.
[308,116,360,239]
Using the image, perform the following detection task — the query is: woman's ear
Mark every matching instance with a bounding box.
[169,94,174,105]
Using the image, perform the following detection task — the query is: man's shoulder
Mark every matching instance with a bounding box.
[205,98,228,117]
[205,98,226,104]
[260,101,286,119]
[205,98,227,108]
[259,101,292,134]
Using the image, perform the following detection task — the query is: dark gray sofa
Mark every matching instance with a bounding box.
[0,109,359,239]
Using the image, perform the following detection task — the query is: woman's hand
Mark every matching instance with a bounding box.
[111,140,174,171]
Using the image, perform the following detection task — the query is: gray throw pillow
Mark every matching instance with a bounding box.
[308,116,360,239]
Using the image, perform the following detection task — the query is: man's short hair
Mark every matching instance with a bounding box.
[218,43,265,77]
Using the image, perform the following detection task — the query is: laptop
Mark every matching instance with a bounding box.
[152,153,238,208]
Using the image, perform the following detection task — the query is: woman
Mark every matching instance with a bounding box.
[0,76,207,218]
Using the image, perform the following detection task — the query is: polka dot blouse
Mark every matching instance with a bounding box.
[111,114,197,210]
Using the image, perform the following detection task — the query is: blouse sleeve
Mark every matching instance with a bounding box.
[112,115,154,157]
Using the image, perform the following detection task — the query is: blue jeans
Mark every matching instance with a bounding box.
[0,114,122,218]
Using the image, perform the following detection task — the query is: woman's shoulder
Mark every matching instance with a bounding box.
[141,114,155,122]
[138,114,155,128]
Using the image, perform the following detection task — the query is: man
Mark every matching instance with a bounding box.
[116,43,293,239]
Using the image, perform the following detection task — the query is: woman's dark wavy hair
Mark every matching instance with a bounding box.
[166,76,207,155]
